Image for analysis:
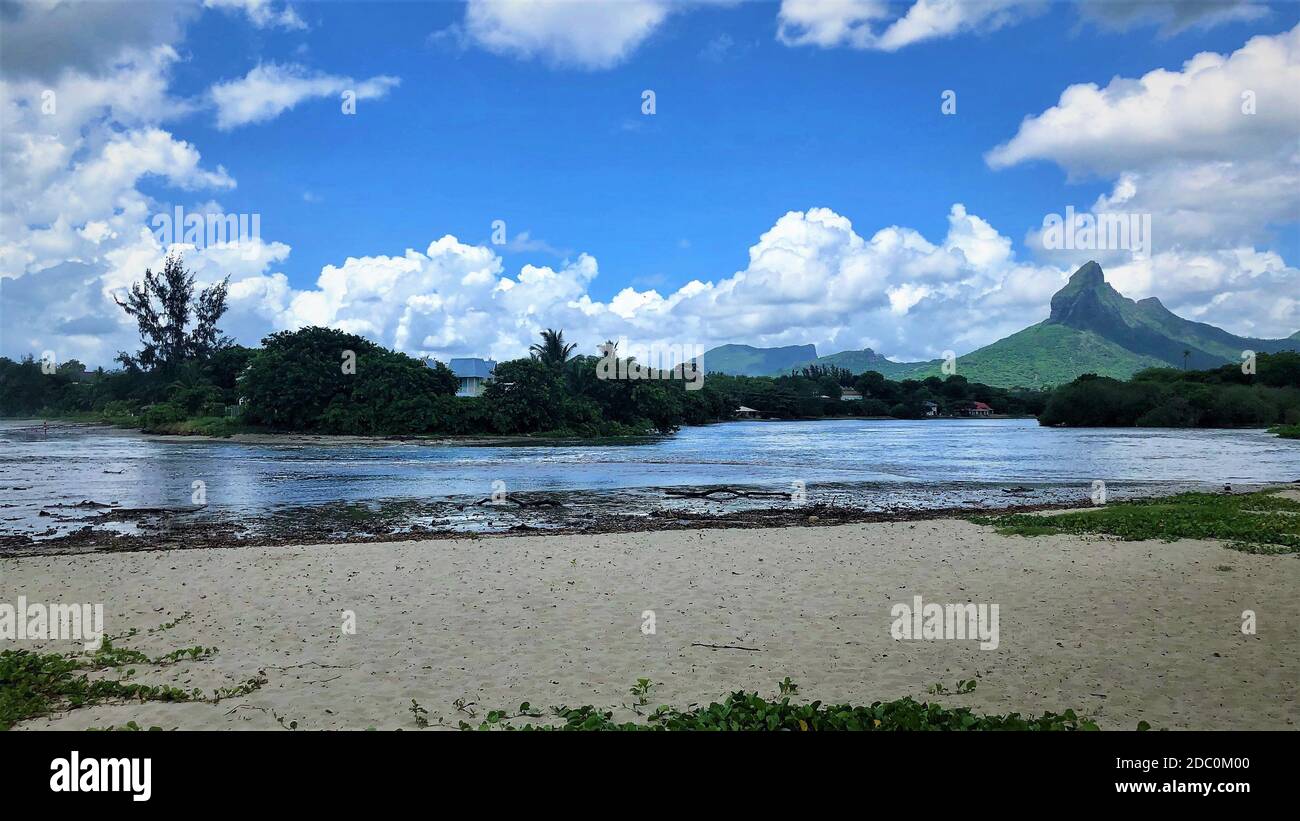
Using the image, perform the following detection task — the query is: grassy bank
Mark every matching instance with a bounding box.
[972,490,1300,554]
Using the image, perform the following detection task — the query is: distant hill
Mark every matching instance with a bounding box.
[1042,261,1296,370]
[701,343,816,376]
[792,348,928,379]
[702,262,1297,388]
[902,323,1167,386]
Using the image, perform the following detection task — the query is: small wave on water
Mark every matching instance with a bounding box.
[1,418,1296,549]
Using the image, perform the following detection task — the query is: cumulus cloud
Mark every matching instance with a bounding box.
[986,24,1300,176]
[202,0,306,31]
[1077,0,1269,36]
[209,204,1071,368]
[991,25,1300,247]
[3,3,1296,372]
[451,0,676,69]
[777,0,1043,51]
[209,63,399,129]
[0,15,250,365]
[989,24,1299,336]
[0,0,199,80]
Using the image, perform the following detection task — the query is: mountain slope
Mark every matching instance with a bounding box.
[791,348,931,379]
[905,323,1167,387]
[701,343,817,376]
[1043,261,1295,370]
[699,262,1297,387]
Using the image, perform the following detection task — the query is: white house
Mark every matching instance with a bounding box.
[446,358,496,397]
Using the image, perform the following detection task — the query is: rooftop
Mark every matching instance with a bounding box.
[445,357,496,378]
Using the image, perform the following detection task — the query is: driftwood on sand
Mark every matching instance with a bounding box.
[473,496,565,509]
[663,486,792,501]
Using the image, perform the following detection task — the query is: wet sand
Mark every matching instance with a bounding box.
[3,516,1296,730]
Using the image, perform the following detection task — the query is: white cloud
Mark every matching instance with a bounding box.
[203,0,307,31]
[988,24,1299,336]
[212,205,1073,367]
[455,0,676,69]
[1077,0,1269,36]
[992,24,1300,257]
[0,0,199,80]
[776,0,1264,52]
[777,0,1042,51]
[209,63,399,129]
[1103,248,1297,340]
[987,24,1300,175]
[2,3,1295,373]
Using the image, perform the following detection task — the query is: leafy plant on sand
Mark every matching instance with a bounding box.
[448,680,1106,731]
[972,491,1300,555]
[0,635,266,730]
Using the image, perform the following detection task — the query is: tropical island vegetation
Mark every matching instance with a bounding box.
[0,255,1296,439]
[1038,352,1300,430]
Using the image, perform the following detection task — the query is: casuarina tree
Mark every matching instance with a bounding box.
[114,253,230,370]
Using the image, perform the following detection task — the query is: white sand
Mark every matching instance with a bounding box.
[2,519,1296,730]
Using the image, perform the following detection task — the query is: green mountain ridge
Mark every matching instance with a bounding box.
[703,262,1298,388]
[700,343,817,377]
[796,348,925,379]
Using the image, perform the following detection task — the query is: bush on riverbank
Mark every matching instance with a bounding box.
[1038,352,1300,429]
[706,369,1048,421]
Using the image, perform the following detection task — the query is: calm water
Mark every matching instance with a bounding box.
[3,418,1298,539]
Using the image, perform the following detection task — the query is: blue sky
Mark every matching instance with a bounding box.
[169,1,1298,298]
[3,0,1299,366]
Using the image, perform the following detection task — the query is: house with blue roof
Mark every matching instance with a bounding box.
[446,357,496,397]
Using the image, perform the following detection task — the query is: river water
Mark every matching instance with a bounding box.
[3,418,1297,545]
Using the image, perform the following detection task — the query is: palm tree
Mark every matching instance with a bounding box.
[1182,348,1190,370]
[529,328,577,368]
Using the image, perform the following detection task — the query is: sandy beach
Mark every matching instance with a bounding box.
[2,515,1296,730]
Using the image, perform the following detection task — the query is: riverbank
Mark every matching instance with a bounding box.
[3,504,1296,730]
[0,417,668,447]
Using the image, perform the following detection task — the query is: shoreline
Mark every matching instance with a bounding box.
[3,514,1295,730]
[3,415,1291,449]
[4,485,1258,557]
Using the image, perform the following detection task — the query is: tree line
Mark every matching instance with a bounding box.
[2,254,1295,437]
[1038,353,1300,429]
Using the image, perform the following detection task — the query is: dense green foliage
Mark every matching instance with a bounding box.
[974,491,1300,555]
[454,679,1105,731]
[239,329,732,436]
[1038,352,1300,428]
[0,348,253,428]
[708,369,1047,419]
[240,327,457,434]
[0,345,1053,434]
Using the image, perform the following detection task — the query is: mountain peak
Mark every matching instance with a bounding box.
[1067,260,1105,287]
[1049,261,1120,324]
